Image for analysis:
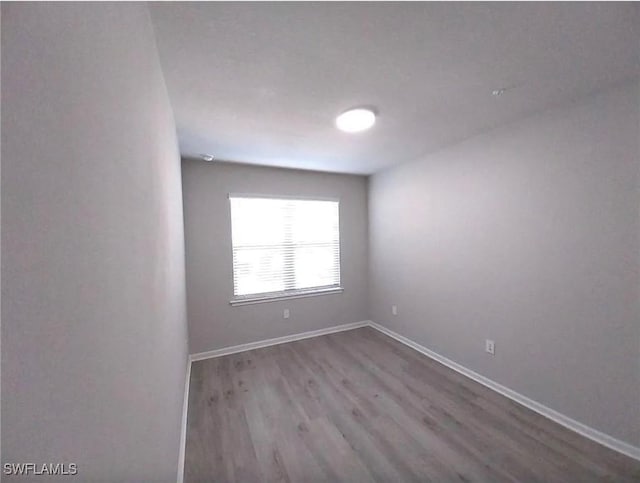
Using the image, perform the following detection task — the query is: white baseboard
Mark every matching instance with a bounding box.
[177,356,191,483]
[367,320,640,462]
[189,320,370,362]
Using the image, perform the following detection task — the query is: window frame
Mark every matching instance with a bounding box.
[227,193,343,306]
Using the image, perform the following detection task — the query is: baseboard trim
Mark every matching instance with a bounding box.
[189,320,370,362]
[367,320,640,462]
[177,356,191,483]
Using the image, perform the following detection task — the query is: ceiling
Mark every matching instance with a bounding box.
[149,2,639,175]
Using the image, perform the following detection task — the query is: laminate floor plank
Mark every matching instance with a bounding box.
[185,327,640,482]
[356,328,636,480]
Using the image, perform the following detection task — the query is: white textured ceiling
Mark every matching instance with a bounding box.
[150,2,639,174]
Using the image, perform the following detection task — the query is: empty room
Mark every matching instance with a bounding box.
[2,2,640,482]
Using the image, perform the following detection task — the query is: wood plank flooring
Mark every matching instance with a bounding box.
[184,327,640,482]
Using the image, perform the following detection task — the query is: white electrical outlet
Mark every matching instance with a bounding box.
[283,309,290,319]
[392,305,398,316]
[485,339,495,355]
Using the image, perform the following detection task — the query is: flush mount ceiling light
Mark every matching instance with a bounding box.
[335,107,376,133]
[201,154,214,162]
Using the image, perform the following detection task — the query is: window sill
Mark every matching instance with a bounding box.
[230,287,344,306]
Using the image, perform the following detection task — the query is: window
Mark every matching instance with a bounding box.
[229,195,342,305]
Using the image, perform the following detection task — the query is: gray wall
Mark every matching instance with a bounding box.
[369,81,640,447]
[1,4,189,481]
[182,160,368,354]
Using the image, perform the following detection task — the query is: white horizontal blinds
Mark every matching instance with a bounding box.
[230,196,341,298]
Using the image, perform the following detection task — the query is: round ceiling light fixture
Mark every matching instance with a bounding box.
[335,107,376,133]
[201,154,214,162]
